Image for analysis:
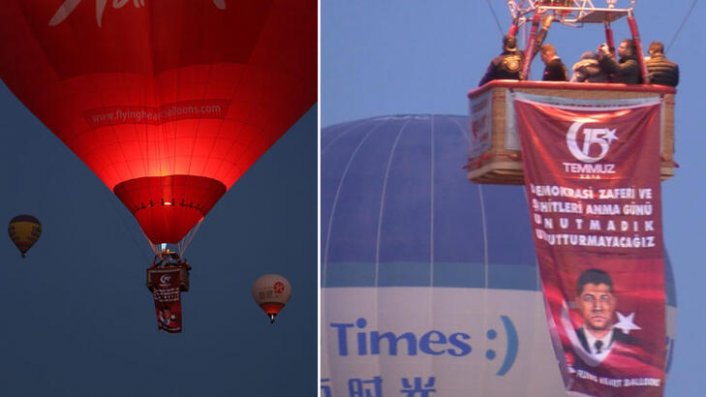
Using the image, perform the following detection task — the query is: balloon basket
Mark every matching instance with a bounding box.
[467,81,676,185]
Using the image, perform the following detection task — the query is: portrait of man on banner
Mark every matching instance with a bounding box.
[156,303,182,333]
[572,268,638,362]
[556,263,666,396]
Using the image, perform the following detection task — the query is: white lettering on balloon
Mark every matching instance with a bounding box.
[49,0,226,27]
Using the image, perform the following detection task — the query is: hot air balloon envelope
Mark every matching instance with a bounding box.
[8,214,42,258]
[0,1,316,244]
[252,274,292,323]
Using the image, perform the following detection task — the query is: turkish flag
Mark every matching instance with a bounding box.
[515,95,666,397]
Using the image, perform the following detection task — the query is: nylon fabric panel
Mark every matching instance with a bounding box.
[322,119,403,285]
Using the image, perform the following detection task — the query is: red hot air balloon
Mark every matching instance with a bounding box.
[0,1,316,246]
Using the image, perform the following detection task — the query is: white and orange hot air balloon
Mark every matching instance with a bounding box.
[252,274,291,324]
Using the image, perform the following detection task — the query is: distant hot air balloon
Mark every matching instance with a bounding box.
[8,214,41,258]
[321,115,677,397]
[0,1,316,252]
[252,274,292,324]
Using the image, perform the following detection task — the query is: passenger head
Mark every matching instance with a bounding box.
[503,35,518,52]
[618,39,636,58]
[540,43,557,63]
[580,50,598,60]
[648,41,665,56]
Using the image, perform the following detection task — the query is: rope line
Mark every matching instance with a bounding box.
[486,0,505,35]
[667,0,699,52]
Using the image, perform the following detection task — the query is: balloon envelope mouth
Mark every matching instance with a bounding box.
[259,303,286,324]
[260,302,284,324]
[114,175,226,243]
[260,302,285,315]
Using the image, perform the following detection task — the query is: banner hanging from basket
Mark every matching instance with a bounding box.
[148,267,184,333]
[514,93,666,397]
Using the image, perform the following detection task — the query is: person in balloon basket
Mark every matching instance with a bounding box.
[645,40,679,87]
[574,268,635,358]
[478,35,524,86]
[571,51,609,83]
[596,39,642,84]
[539,43,568,81]
[151,248,182,267]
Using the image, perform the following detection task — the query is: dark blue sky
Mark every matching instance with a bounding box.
[0,81,317,396]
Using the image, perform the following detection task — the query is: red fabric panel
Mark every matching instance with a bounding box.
[148,266,184,333]
[469,80,676,98]
[260,302,285,316]
[515,97,666,396]
[0,0,316,243]
[114,175,226,243]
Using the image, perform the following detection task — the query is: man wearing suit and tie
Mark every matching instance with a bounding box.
[575,268,634,358]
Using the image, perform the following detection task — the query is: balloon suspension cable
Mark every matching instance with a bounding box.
[486,0,505,35]
[626,13,648,83]
[520,11,542,80]
[666,0,699,52]
[507,22,517,37]
[604,20,616,57]
[145,236,161,256]
[177,218,204,257]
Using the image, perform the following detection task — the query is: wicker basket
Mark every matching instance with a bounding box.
[146,265,190,292]
[467,81,676,185]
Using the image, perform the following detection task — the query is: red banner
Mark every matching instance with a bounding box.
[148,267,184,333]
[515,96,666,396]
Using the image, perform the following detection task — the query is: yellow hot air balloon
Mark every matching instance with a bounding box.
[252,274,292,324]
[8,215,41,258]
